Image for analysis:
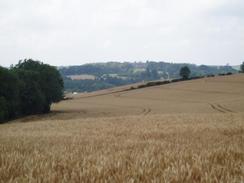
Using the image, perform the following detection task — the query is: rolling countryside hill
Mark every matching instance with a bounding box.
[60,61,237,92]
[0,74,243,182]
[51,74,244,119]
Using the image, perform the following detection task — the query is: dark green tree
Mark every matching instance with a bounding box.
[14,59,64,113]
[0,97,8,122]
[15,69,46,114]
[241,62,244,73]
[0,66,20,121]
[0,60,63,123]
[180,66,191,79]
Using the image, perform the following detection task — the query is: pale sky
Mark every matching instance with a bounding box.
[0,0,243,67]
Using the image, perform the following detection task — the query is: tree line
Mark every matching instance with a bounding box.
[59,61,238,92]
[0,59,63,123]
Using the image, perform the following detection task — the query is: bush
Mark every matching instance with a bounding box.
[171,78,184,82]
[189,76,204,80]
[218,73,226,76]
[218,73,233,76]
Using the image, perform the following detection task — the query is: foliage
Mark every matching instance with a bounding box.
[180,66,191,79]
[241,62,244,73]
[60,61,237,92]
[0,59,63,123]
[0,66,19,120]
[15,69,46,115]
[63,77,135,92]
[14,60,63,112]
[0,97,8,122]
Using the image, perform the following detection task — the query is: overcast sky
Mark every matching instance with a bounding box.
[0,0,243,67]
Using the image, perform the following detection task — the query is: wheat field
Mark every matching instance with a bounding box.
[0,74,244,182]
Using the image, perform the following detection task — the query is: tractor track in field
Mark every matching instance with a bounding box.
[141,108,152,115]
[217,104,235,113]
[69,78,239,116]
[113,91,152,116]
[209,103,235,113]
[71,99,152,117]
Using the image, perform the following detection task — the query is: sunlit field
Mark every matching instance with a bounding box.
[0,74,244,182]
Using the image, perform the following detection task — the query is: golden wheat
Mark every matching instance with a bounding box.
[0,74,244,182]
[0,114,243,182]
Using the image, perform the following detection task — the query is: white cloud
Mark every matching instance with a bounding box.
[0,0,243,66]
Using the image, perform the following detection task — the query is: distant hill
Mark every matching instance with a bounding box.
[231,65,240,71]
[59,61,237,92]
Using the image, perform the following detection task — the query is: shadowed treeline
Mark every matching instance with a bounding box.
[0,59,63,123]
